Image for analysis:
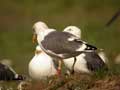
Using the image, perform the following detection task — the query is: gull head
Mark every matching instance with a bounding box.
[32,21,48,43]
[64,26,81,38]
[33,21,48,34]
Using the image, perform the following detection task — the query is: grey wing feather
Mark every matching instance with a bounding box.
[84,52,108,71]
[41,31,97,58]
[41,31,83,53]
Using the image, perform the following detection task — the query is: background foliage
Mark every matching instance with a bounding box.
[0,0,120,75]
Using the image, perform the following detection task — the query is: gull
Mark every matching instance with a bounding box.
[63,26,108,74]
[32,21,97,74]
[0,63,25,81]
[29,45,57,80]
[32,21,97,59]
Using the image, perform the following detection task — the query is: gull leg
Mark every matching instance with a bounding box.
[57,60,62,76]
[71,57,77,74]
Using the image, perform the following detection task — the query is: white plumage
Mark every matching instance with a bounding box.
[63,26,90,73]
[64,53,90,73]
[0,59,13,67]
[32,22,98,74]
[29,45,57,80]
[32,21,97,59]
[63,26,81,38]
[63,26,107,74]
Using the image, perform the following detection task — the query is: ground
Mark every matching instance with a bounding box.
[0,0,120,90]
[30,73,120,90]
[0,72,120,90]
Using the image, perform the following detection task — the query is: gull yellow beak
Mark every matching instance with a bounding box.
[32,34,37,44]
[35,50,42,54]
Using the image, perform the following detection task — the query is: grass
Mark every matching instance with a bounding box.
[0,0,120,89]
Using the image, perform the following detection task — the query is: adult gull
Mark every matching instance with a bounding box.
[32,21,97,59]
[32,21,97,73]
[0,63,25,80]
[63,26,108,74]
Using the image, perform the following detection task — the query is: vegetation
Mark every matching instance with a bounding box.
[0,0,120,89]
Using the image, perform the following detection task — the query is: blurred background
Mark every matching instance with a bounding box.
[0,0,120,75]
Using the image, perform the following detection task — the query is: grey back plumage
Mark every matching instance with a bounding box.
[41,31,97,59]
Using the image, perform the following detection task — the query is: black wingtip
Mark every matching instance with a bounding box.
[13,74,26,81]
[85,44,97,50]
